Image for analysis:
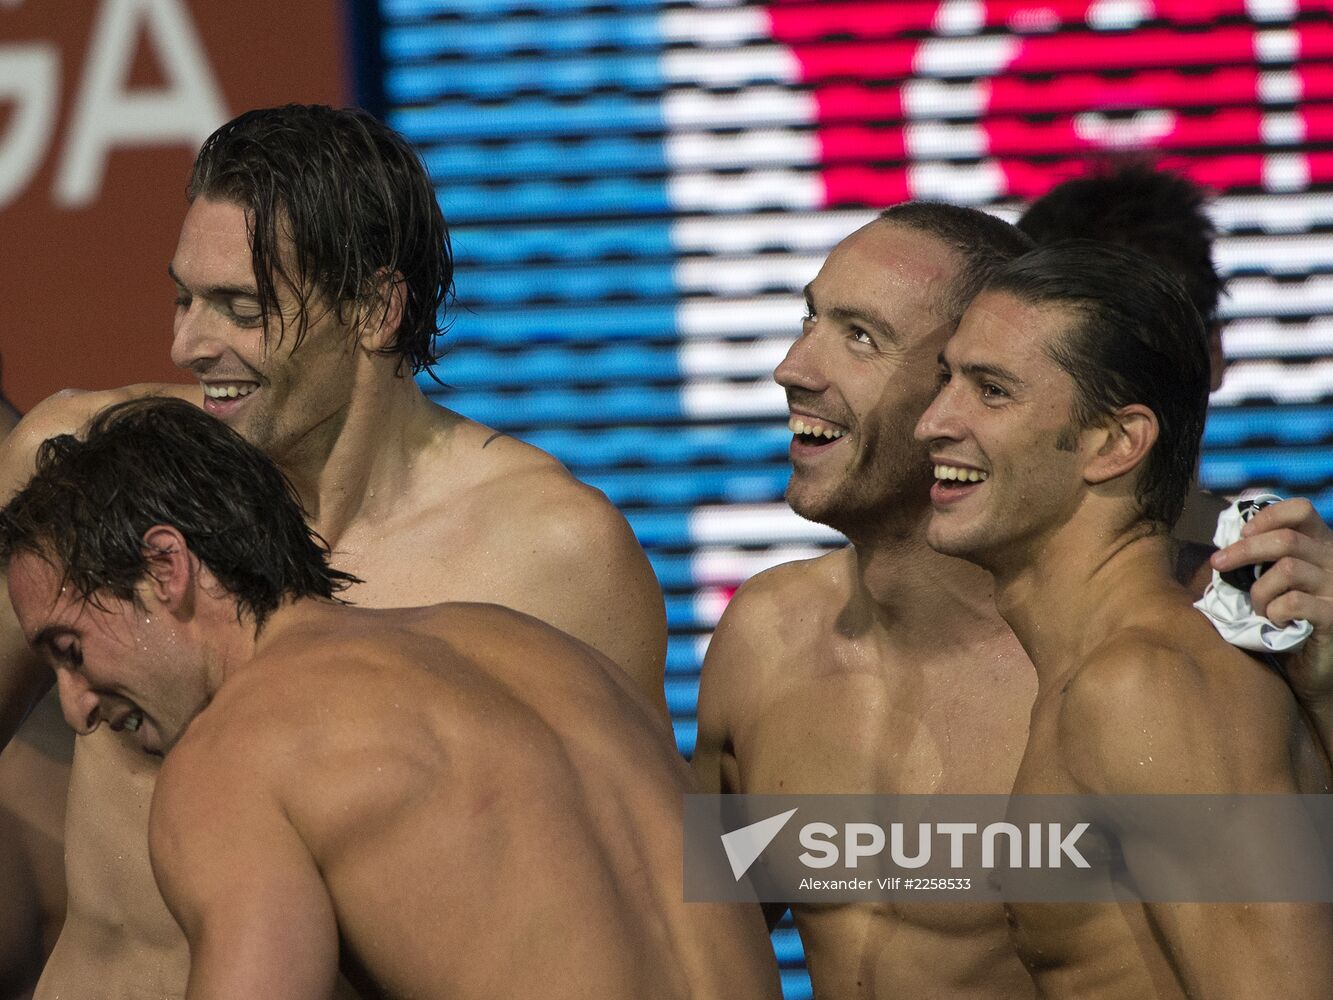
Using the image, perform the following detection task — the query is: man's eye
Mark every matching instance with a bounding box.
[228,304,264,326]
[981,383,1008,399]
[936,369,951,387]
[849,327,873,345]
[56,644,82,667]
[173,293,191,310]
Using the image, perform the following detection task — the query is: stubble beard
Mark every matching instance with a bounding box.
[786,446,935,542]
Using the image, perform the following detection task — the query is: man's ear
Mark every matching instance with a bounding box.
[357,269,406,354]
[140,525,195,610]
[1083,404,1158,486]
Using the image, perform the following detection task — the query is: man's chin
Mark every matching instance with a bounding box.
[784,484,844,530]
[925,520,992,567]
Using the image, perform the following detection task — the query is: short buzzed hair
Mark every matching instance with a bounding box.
[878,202,1035,322]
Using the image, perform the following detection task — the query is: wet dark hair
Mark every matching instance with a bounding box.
[1017,161,1224,328]
[878,202,1035,322]
[188,104,453,375]
[0,398,359,628]
[984,240,1210,528]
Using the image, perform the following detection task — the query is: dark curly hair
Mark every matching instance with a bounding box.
[188,104,453,375]
[0,398,360,628]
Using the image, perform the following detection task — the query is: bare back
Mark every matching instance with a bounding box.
[694,548,1038,999]
[1009,597,1333,1000]
[149,602,777,1000]
[1,386,666,999]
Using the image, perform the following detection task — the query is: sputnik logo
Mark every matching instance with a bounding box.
[720,808,798,881]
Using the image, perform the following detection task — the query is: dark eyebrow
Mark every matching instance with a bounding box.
[804,284,901,343]
[167,263,258,300]
[937,350,1026,386]
[960,361,1026,389]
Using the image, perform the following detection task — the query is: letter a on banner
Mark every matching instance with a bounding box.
[55,0,228,207]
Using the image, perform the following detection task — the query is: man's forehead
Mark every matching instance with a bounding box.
[947,291,1075,366]
[811,222,960,320]
[831,220,959,278]
[171,197,259,283]
[7,552,74,634]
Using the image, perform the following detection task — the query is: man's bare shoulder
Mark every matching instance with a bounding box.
[468,430,621,530]
[1057,615,1301,794]
[720,548,852,643]
[161,605,591,803]
[409,417,629,559]
[0,383,194,496]
[705,548,853,687]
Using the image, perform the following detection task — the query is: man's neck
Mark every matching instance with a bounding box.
[277,371,447,546]
[845,510,1010,650]
[991,512,1177,690]
[222,598,339,689]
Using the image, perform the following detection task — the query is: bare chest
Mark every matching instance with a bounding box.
[1004,899,1182,1000]
[325,517,525,610]
[737,638,1034,798]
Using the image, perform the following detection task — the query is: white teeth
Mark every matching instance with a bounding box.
[202,383,257,399]
[787,416,845,440]
[934,464,988,483]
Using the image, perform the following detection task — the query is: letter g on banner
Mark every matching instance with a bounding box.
[0,37,58,208]
[0,0,227,211]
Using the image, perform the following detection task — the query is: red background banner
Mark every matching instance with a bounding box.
[0,0,348,411]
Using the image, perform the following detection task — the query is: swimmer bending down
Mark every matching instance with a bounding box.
[0,398,781,1000]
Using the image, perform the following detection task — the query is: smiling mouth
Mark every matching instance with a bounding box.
[931,463,989,504]
[788,415,847,449]
[933,463,988,485]
[199,381,257,402]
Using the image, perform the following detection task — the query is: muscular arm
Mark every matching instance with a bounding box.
[150,738,339,1000]
[693,575,786,930]
[1061,646,1333,999]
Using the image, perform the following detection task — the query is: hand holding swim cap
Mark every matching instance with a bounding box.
[1195,494,1313,653]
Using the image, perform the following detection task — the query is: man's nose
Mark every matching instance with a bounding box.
[774,328,829,393]
[55,669,100,735]
[170,302,225,372]
[915,383,964,445]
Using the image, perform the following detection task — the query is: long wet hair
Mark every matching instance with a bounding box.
[188,104,453,375]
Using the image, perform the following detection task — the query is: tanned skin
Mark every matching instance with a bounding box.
[693,219,1333,1000]
[0,372,63,1000]
[0,196,667,1000]
[693,220,1040,1000]
[917,289,1333,999]
[5,535,777,1000]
